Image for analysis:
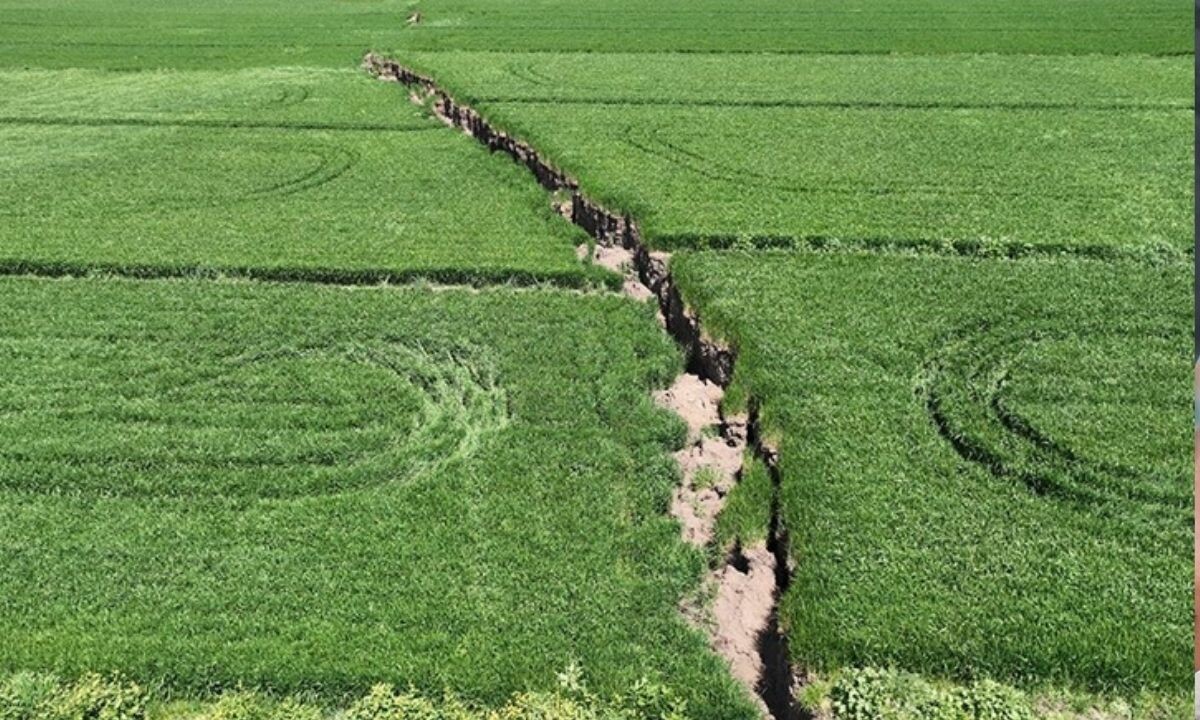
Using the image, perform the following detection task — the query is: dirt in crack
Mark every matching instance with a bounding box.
[364,52,798,719]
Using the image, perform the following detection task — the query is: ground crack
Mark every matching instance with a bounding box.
[363,52,800,719]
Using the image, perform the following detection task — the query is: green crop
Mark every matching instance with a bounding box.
[404,52,1193,111]
[712,455,772,552]
[0,0,410,71]
[674,251,1192,693]
[0,68,434,129]
[800,666,1191,720]
[0,0,1191,714]
[398,56,1191,257]
[397,0,1190,55]
[0,277,756,720]
[0,669,697,720]
[0,69,605,289]
[3,0,1187,74]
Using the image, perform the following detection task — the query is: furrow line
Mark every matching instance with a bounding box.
[0,258,609,292]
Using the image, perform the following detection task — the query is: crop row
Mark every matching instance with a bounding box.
[404,52,1192,111]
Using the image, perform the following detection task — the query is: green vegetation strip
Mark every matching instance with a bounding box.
[5,668,1185,720]
[0,669,694,720]
[1,0,1189,73]
[0,277,756,720]
[673,251,1191,693]
[0,69,606,289]
[802,668,1189,720]
[0,0,411,70]
[403,52,1192,110]
[397,51,1192,258]
[434,99,1190,257]
[398,0,1190,55]
[0,68,433,130]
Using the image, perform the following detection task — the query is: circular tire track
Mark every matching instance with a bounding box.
[1,135,360,219]
[121,138,358,211]
[0,339,508,500]
[240,142,358,201]
[501,60,611,96]
[620,123,1118,202]
[502,60,560,89]
[266,82,311,107]
[919,319,1188,519]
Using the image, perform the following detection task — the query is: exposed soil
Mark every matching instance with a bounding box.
[714,544,778,704]
[592,244,653,301]
[364,52,798,719]
[654,374,723,440]
[655,375,744,547]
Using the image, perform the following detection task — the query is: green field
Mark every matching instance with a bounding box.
[0,0,1191,717]
[0,0,409,70]
[675,251,1191,691]
[2,0,1188,74]
[405,52,1192,109]
[396,0,1190,55]
[0,276,756,719]
[0,69,602,287]
[403,52,1192,257]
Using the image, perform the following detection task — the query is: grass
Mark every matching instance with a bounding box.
[4,0,1186,73]
[0,276,755,720]
[712,455,771,552]
[494,102,1189,255]
[0,0,413,70]
[10,668,1186,720]
[397,53,1192,256]
[404,52,1193,110]
[395,0,1191,55]
[673,251,1192,694]
[0,0,1192,713]
[0,68,607,288]
[799,667,1190,720]
[0,669,698,720]
[0,67,435,129]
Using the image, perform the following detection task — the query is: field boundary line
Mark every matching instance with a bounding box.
[363,51,798,719]
[378,46,1197,58]
[0,258,619,293]
[0,115,439,132]
[472,96,1194,112]
[651,233,1192,264]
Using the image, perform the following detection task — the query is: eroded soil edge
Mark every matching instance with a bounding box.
[363,53,799,719]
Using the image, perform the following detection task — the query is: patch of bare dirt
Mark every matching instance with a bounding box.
[655,374,721,439]
[714,543,779,713]
[591,245,653,301]
[655,375,743,546]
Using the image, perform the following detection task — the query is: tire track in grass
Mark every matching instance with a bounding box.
[362,52,801,719]
[919,319,1189,521]
[0,339,508,500]
[619,124,1139,203]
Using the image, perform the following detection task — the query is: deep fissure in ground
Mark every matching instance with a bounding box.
[361,53,800,718]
